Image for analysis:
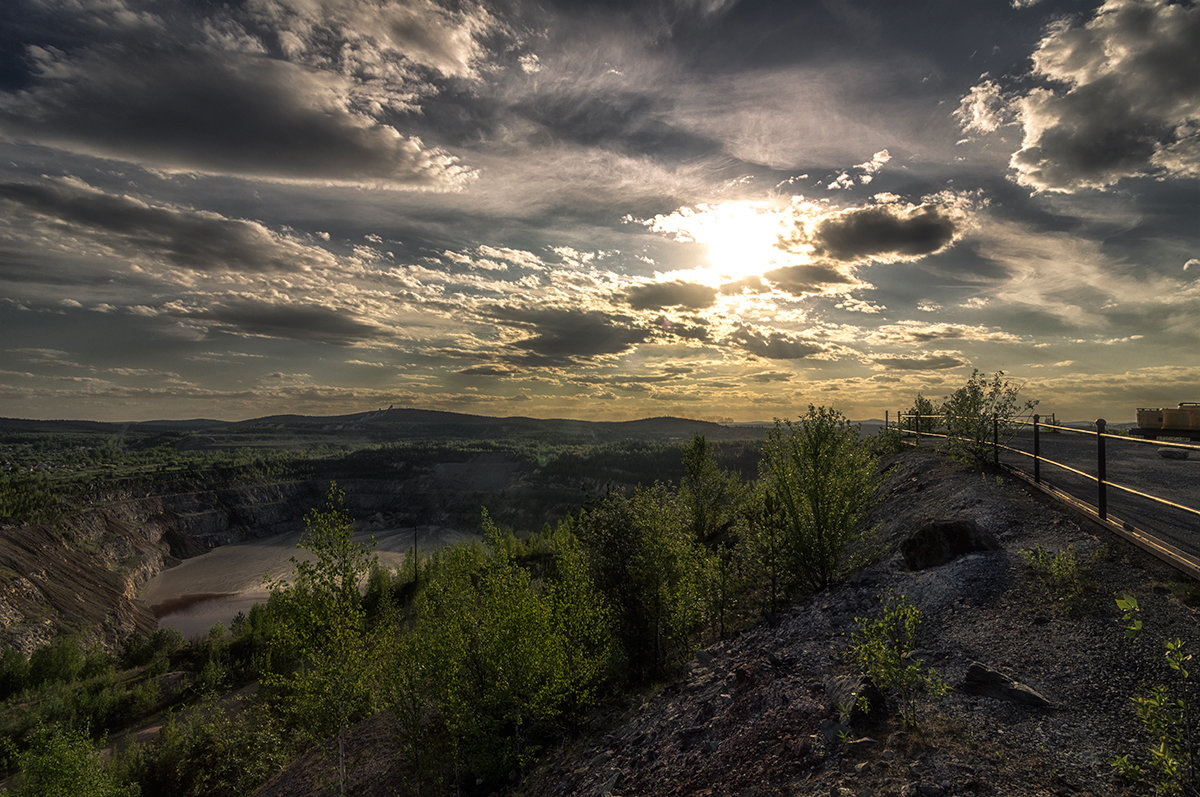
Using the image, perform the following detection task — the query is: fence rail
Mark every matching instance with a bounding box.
[885,410,1200,579]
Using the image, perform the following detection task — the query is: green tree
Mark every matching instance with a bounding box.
[903,393,938,434]
[416,516,563,785]
[575,486,705,682]
[757,406,881,593]
[5,723,138,797]
[940,370,1037,464]
[679,434,745,546]
[543,526,616,720]
[680,435,751,638]
[264,482,378,796]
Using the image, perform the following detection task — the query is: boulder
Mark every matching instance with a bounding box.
[900,518,999,570]
[1158,448,1189,460]
[826,673,887,726]
[959,661,1053,708]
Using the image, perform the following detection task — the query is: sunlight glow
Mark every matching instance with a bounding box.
[642,201,794,280]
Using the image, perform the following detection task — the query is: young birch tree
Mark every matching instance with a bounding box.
[265,482,378,796]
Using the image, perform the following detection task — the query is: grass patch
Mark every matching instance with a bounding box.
[1020,544,1100,614]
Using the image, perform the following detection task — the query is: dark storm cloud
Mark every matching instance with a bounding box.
[762,264,852,295]
[987,0,1200,191]
[486,306,648,364]
[0,180,332,272]
[872,354,965,371]
[625,280,717,310]
[0,46,468,187]
[177,301,381,345]
[808,203,958,263]
[730,327,826,360]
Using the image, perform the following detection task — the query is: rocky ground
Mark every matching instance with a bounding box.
[521,449,1200,797]
[256,448,1200,796]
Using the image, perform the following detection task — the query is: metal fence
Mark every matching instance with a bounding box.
[885,411,1200,579]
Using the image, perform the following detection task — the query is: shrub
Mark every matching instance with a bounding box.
[1020,545,1096,614]
[5,723,137,797]
[1112,595,1198,796]
[903,393,938,434]
[122,628,185,669]
[28,638,86,688]
[940,370,1036,464]
[846,593,948,728]
[756,406,882,593]
[0,648,30,700]
[124,699,292,797]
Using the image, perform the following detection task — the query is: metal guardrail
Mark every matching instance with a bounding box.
[885,410,1200,579]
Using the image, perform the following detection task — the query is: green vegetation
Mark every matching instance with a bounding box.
[3,724,137,796]
[1112,595,1198,796]
[264,483,379,793]
[845,593,948,728]
[0,407,890,795]
[1020,544,1098,614]
[756,406,881,593]
[940,370,1037,464]
[903,393,938,434]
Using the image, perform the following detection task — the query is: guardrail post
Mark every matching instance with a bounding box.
[1096,418,1107,521]
[1032,413,1040,484]
[992,413,999,465]
[885,410,889,431]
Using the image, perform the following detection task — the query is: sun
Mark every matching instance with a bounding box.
[643,200,795,281]
[697,201,791,280]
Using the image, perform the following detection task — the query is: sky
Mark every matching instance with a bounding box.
[0,0,1198,424]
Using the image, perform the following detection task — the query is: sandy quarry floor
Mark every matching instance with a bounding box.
[143,524,479,638]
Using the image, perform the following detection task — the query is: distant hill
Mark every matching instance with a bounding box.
[0,408,768,449]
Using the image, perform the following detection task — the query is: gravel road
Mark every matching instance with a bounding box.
[923,426,1200,564]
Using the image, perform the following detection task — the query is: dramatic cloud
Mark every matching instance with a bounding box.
[0,45,471,187]
[486,306,648,364]
[872,353,967,371]
[625,280,718,310]
[867,322,1022,345]
[0,0,1194,423]
[954,81,1014,137]
[244,0,498,80]
[1002,0,1200,191]
[800,202,960,263]
[176,301,382,345]
[763,264,854,296]
[730,327,828,360]
[0,179,337,272]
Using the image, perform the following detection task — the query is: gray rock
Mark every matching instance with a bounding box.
[900,518,999,570]
[959,660,1054,708]
[1159,448,1189,460]
[826,674,888,726]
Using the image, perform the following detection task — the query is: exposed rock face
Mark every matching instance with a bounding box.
[959,661,1054,708]
[0,478,325,653]
[900,518,999,570]
[0,453,543,653]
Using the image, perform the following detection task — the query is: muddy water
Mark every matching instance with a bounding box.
[143,525,479,638]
